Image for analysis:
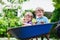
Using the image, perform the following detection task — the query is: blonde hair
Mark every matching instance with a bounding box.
[35,7,44,13]
[25,12,33,17]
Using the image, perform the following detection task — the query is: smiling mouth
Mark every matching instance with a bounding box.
[38,15,42,16]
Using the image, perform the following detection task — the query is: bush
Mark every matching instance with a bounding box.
[0,18,8,37]
[51,8,60,22]
[50,8,60,38]
[0,17,23,37]
[0,9,23,37]
[3,9,17,18]
[44,12,52,19]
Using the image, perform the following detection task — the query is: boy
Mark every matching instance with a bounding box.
[35,7,49,24]
[35,7,49,40]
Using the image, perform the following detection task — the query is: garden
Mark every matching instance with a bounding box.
[0,0,60,40]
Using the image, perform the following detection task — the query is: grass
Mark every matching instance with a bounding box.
[0,38,59,40]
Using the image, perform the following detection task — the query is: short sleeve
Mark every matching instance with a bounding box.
[45,17,49,23]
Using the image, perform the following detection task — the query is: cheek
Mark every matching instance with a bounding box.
[29,18,32,20]
[25,18,28,20]
[41,13,43,16]
[27,18,32,21]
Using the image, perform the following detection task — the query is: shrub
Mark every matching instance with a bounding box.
[0,18,8,37]
[50,8,60,38]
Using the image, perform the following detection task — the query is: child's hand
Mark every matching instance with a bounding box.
[40,21,44,24]
[23,23,31,26]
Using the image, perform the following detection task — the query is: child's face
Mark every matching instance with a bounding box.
[25,15,32,22]
[35,11,44,18]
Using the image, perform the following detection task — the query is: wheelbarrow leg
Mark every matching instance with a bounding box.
[41,36,44,40]
[45,34,49,40]
[36,37,38,40]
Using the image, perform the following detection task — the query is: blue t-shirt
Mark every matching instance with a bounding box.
[36,16,49,24]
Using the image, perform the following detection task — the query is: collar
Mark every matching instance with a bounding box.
[36,16,43,19]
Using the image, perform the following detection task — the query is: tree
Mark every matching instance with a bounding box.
[7,0,28,4]
[0,0,28,37]
[51,0,60,23]
[52,0,60,9]
[0,0,4,4]
[51,0,60,38]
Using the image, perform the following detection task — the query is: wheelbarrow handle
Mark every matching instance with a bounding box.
[51,21,60,24]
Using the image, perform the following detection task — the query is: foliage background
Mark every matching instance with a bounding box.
[50,0,60,38]
[0,0,60,38]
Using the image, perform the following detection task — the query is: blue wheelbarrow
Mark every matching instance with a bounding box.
[7,23,54,40]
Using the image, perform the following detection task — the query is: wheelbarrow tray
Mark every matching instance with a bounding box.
[8,23,53,39]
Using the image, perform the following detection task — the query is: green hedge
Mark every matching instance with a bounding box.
[50,8,60,38]
[0,17,23,37]
[0,9,23,37]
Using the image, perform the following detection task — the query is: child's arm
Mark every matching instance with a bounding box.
[45,17,49,23]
